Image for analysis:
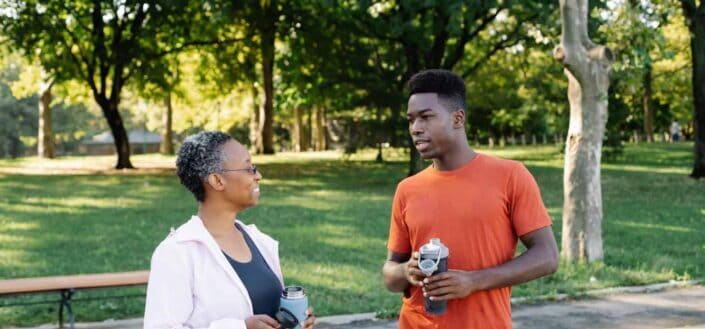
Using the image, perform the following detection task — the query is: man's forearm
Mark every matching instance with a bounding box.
[470,242,558,292]
[383,261,410,292]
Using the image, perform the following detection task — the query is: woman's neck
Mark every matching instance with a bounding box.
[198,201,239,237]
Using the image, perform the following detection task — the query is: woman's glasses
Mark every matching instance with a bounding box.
[220,165,257,175]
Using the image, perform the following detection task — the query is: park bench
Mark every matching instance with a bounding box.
[0,271,149,329]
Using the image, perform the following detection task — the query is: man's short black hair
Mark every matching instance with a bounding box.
[408,69,466,112]
[176,131,232,202]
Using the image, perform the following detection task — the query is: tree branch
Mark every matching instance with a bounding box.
[680,0,696,17]
[92,0,108,98]
[110,2,142,103]
[462,38,513,78]
[145,37,247,60]
[427,7,451,68]
[559,0,585,66]
[56,18,93,77]
[461,13,535,78]
[57,36,97,96]
[126,2,147,47]
[443,7,504,70]
[652,63,692,79]
[57,2,92,34]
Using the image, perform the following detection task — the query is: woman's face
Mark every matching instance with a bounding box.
[217,140,262,210]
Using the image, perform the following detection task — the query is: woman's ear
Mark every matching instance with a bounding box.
[206,173,226,191]
[453,110,466,129]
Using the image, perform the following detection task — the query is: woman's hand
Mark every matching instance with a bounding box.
[302,307,316,329]
[245,314,280,329]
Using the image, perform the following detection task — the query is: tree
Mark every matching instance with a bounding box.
[133,54,181,155]
[191,0,282,154]
[258,1,277,154]
[8,61,55,158]
[0,0,201,168]
[0,52,37,158]
[601,0,673,143]
[554,0,613,261]
[680,0,705,178]
[331,1,556,175]
[37,72,54,158]
[652,10,693,137]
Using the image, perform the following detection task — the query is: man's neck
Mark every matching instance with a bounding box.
[433,142,476,171]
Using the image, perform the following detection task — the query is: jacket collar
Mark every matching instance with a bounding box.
[172,215,253,313]
[171,215,284,295]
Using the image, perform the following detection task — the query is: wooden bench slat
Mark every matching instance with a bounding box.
[0,271,150,295]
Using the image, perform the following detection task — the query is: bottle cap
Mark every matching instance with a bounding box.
[282,286,306,299]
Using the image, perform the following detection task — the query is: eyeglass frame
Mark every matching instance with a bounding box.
[219,165,257,175]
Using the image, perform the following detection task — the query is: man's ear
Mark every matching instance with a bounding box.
[452,110,466,129]
[206,173,226,192]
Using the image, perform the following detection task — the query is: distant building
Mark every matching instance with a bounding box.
[79,128,161,155]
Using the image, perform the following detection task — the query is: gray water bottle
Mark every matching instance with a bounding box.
[418,238,449,315]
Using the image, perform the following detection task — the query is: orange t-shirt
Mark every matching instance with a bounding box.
[387,154,552,329]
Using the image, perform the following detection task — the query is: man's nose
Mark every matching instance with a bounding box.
[410,119,424,135]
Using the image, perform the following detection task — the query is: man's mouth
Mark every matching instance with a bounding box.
[414,139,431,151]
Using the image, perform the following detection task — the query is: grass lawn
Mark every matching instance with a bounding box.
[0,142,703,326]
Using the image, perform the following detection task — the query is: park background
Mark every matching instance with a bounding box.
[0,0,704,327]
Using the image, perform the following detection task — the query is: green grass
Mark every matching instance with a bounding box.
[0,142,703,326]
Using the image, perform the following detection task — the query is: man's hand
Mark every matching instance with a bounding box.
[404,251,426,287]
[383,251,426,292]
[245,314,280,329]
[422,270,478,301]
[302,307,316,329]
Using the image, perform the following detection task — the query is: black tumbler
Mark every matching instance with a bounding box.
[419,238,449,315]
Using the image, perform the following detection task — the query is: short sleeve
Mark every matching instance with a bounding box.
[509,163,552,237]
[387,184,412,254]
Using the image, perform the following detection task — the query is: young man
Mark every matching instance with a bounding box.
[382,69,559,329]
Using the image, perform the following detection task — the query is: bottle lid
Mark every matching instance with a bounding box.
[282,286,306,299]
[420,238,449,258]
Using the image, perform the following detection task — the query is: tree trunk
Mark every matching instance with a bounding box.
[99,98,133,169]
[37,80,54,159]
[408,136,424,176]
[404,43,425,176]
[314,107,327,151]
[160,92,174,155]
[293,107,303,152]
[260,3,276,154]
[683,0,705,178]
[376,107,384,162]
[643,62,654,142]
[307,107,313,151]
[249,84,263,153]
[554,0,613,262]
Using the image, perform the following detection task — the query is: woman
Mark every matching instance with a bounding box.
[144,131,315,329]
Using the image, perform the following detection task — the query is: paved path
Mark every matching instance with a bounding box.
[12,286,705,329]
[511,286,705,329]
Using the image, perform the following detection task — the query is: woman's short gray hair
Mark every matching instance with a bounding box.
[176,131,232,202]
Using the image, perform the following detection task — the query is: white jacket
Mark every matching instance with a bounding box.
[144,216,284,329]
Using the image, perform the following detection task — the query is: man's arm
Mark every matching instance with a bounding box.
[382,251,425,292]
[422,226,558,301]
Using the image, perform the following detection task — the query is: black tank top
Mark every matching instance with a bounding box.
[223,224,281,318]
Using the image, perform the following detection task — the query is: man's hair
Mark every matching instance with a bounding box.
[176,131,232,202]
[408,69,466,112]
